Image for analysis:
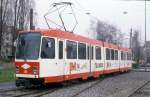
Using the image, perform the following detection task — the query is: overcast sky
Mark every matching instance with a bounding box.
[35,0,150,43]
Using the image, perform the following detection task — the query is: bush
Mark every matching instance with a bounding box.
[132,63,139,69]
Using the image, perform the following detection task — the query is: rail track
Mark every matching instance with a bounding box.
[1,71,147,97]
[69,73,120,97]
[13,88,58,97]
[0,76,107,97]
[0,85,60,97]
[0,87,23,93]
[70,79,102,97]
[127,80,150,97]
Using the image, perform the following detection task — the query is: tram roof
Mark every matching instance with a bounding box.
[19,29,131,52]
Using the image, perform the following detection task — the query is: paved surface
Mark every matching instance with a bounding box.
[43,71,150,97]
[0,82,16,90]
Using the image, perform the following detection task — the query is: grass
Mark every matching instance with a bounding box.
[0,60,15,83]
[0,68,15,83]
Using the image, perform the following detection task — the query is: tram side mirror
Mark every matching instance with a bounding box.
[13,39,18,47]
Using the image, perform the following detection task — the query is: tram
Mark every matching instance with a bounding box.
[15,29,132,87]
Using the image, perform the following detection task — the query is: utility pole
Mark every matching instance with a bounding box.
[144,0,147,71]
[30,8,35,30]
[130,28,132,49]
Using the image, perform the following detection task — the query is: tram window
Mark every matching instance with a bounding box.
[130,53,132,60]
[106,48,110,60]
[59,41,63,59]
[41,37,55,59]
[124,52,127,60]
[121,51,124,60]
[129,53,132,60]
[127,53,132,60]
[127,53,129,60]
[111,49,114,60]
[78,43,86,59]
[66,40,77,59]
[115,50,118,60]
[90,46,94,59]
[96,46,101,60]
[87,46,90,59]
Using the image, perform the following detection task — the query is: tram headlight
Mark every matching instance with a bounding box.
[32,67,38,75]
[16,66,19,74]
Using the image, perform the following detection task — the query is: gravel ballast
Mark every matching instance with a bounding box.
[42,71,150,97]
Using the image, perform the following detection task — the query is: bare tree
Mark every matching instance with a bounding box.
[90,19,119,44]
[0,0,35,58]
[14,0,35,30]
[0,0,9,58]
[132,30,141,63]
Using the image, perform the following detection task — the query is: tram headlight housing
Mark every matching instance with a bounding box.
[32,67,38,75]
[16,66,19,74]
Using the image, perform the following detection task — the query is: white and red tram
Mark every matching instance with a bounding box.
[15,29,132,87]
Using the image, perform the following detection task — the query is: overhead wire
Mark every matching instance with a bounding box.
[45,0,90,30]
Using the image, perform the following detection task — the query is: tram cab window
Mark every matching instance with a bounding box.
[115,50,118,60]
[106,48,110,60]
[41,37,55,59]
[59,41,63,59]
[66,41,77,59]
[78,43,86,59]
[16,32,41,60]
[111,49,114,60]
[96,46,101,60]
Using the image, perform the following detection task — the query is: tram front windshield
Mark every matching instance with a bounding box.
[16,32,41,60]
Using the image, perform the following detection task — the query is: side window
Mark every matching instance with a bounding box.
[87,45,90,59]
[96,46,101,60]
[121,51,124,60]
[90,46,94,59]
[130,53,132,60]
[111,49,114,60]
[106,48,110,60]
[127,53,129,60]
[124,52,127,60]
[41,37,55,59]
[66,40,77,59]
[129,53,132,60]
[59,41,63,59]
[78,43,86,59]
[115,50,118,60]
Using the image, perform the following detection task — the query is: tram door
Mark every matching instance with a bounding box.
[87,45,91,73]
[64,40,78,79]
[40,37,63,78]
[89,45,94,75]
[124,52,127,69]
[57,40,65,80]
[120,51,125,71]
